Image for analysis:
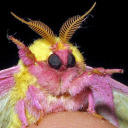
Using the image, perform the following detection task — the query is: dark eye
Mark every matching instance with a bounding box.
[48,54,62,69]
[67,53,76,67]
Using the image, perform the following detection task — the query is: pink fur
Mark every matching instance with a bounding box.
[27,63,123,127]
[87,89,95,113]
[88,75,118,126]
[54,49,69,66]
[25,48,125,127]
[10,36,36,66]
[6,38,126,127]
[65,89,88,111]
[16,100,28,126]
[0,66,19,97]
[0,77,15,96]
[27,86,42,110]
[106,77,128,94]
[29,64,61,95]
[18,47,36,66]
[0,66,19,79]
[16,66,123,127]
[60,68,78,94]
[47,99,65,113]
[69,72,90,96]
[8,36,35,66]
[27,85,47,110]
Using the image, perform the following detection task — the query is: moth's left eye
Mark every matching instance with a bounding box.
[48,54,62,69]
[67,53,76,67]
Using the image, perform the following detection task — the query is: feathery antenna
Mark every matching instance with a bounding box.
[11,12,55,45]
[59,2,96,43]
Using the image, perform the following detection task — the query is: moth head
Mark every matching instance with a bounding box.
[29,37,85,71]
[10,2,96,69]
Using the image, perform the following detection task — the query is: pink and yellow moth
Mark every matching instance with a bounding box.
[0,2,128,128]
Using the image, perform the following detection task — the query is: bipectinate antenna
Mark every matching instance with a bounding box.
[11,12,56,45]
[59,2,96,43]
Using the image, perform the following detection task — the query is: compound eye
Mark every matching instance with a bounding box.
[48,54,62,69]
[67,53,76,67]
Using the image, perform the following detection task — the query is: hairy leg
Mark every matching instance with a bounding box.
[16,99,28,127]
[87,89,95,113]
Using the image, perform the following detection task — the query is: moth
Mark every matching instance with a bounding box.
[0,2,128,128]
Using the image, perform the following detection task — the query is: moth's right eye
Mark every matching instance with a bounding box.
[48,54,62,69]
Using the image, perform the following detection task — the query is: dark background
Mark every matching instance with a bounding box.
[0,0,127,84]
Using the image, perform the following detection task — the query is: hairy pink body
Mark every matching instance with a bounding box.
[1,36,128,128]
[2,37,127,128]
[15,48,125,127]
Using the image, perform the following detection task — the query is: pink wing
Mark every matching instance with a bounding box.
[86,67,128,127]
[0,66,19,97]
[106,77,128,94]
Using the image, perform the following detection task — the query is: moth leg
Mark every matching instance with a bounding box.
[16,99,28,127]
[27,85,42,110]
[87,88,95,113]
[27,85,47,125]
[86,86,107,119]
[92,67,123,75]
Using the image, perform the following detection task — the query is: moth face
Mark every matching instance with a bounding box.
[27,39,86,96]
[48,49,76,71]
[29,38,85,67]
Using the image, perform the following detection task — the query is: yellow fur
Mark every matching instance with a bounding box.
[29,39,52,61]
[67,42,85,63]
[29,37,84,63]
[8,63,37,127]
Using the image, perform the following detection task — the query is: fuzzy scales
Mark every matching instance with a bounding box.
[0,3,128,128]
